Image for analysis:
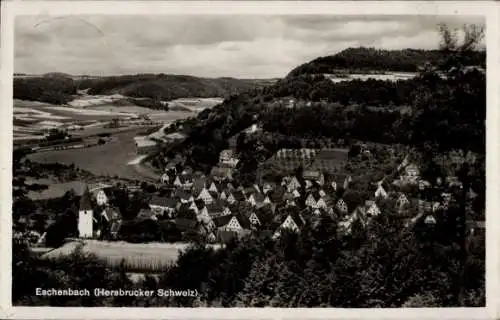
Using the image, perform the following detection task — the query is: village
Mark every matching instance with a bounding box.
[14,132,483,249]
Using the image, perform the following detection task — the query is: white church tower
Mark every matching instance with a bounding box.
[78,187,94,238]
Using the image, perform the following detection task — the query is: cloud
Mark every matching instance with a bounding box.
[14,14,485,78]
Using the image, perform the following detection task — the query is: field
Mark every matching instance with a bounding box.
[168,97,223,112]
[27,129,160,182]
[26,179,87,200]
[41,240,222,272]
[326,72,417,83]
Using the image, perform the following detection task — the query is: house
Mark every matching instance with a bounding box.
[197,188,215,205]
[318,189,327,198]
[196,206,212,224]
[149,196,178,216]
[273,212,306,239]
[229,190,246,204]
[330,174,352,191]
[365,200,381,217]
[248,211,261,225]
[221,206,232,216]
[305,193,318,208]
[336,198,349,214]
[396,192,410,210]
[287,177,301,192]
[207,181,222,194]
[174,189,194,203]
[100,206,122,226]
[338,209,366,234]
[211,166,234,182]
[93,189,109,206]
[262,182,275,194]
[374,185,388,199]
[173,174,194,190]
[292,189,301,199]
[161,173,171,184]
[219,149,240,168]
[418,179,432,190]
[136,209,158,221]
[302,170,325,186]
[424,215,437,224]
[263,195,272,205]
[189,201,201,214]
[247,193,265,207]
[213,214,251,233]
[316,197,328,210]
[400,163,420,183]
[206,203,225,218]
[191,176,208,195]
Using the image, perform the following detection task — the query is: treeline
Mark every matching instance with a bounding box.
[14,74,77,104]
[76,74,267,100]
[261,67,485,154]
[287,47,486,77]
[263,74,419,107]
[13,204,485,307]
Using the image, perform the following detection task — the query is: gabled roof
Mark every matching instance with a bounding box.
[136,209,156,220]
[250,193,265,203]
[150,196,177,208]
[232,190,246,201]
[102,207,122,222]
[328,173,351,186]
[79,186,93,211]
[110,220,122,234]
[191,177,207,193]
[178,202,192,212]
[194,199,206,210]
[234,213,252,230]
[288,211,306,228]
[213,215,233,227]
[206,203,224,215]
[303,170,322,180]
[211,166,233,178]
[209,191,219,199]
[174,189,192,200]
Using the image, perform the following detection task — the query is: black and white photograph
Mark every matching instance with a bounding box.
[1,1,497,318]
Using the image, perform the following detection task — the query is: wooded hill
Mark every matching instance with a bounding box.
[13,73,276,105]
[287,47,486,78]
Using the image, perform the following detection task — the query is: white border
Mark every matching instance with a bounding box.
[1,1,498,319]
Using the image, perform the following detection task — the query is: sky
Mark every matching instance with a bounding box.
[15,15,485,78]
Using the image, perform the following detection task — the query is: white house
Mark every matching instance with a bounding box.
[94,189,108,206]
[336,199,348,213]
[273,213,305,239]
[219,149,240,168]
[374,185,388,199]
[197,188,214,205]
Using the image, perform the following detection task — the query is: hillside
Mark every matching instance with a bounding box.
[76,74,275,101]
[287,47,486,78]
[14,73,278,105]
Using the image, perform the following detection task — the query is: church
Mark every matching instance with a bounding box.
[77,186,122,239]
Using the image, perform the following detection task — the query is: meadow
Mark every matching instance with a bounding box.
[26,179,87,200]
[27,129,160,182]
[42,240,222,272]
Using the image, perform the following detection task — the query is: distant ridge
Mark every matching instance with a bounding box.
[287,47,486,78]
